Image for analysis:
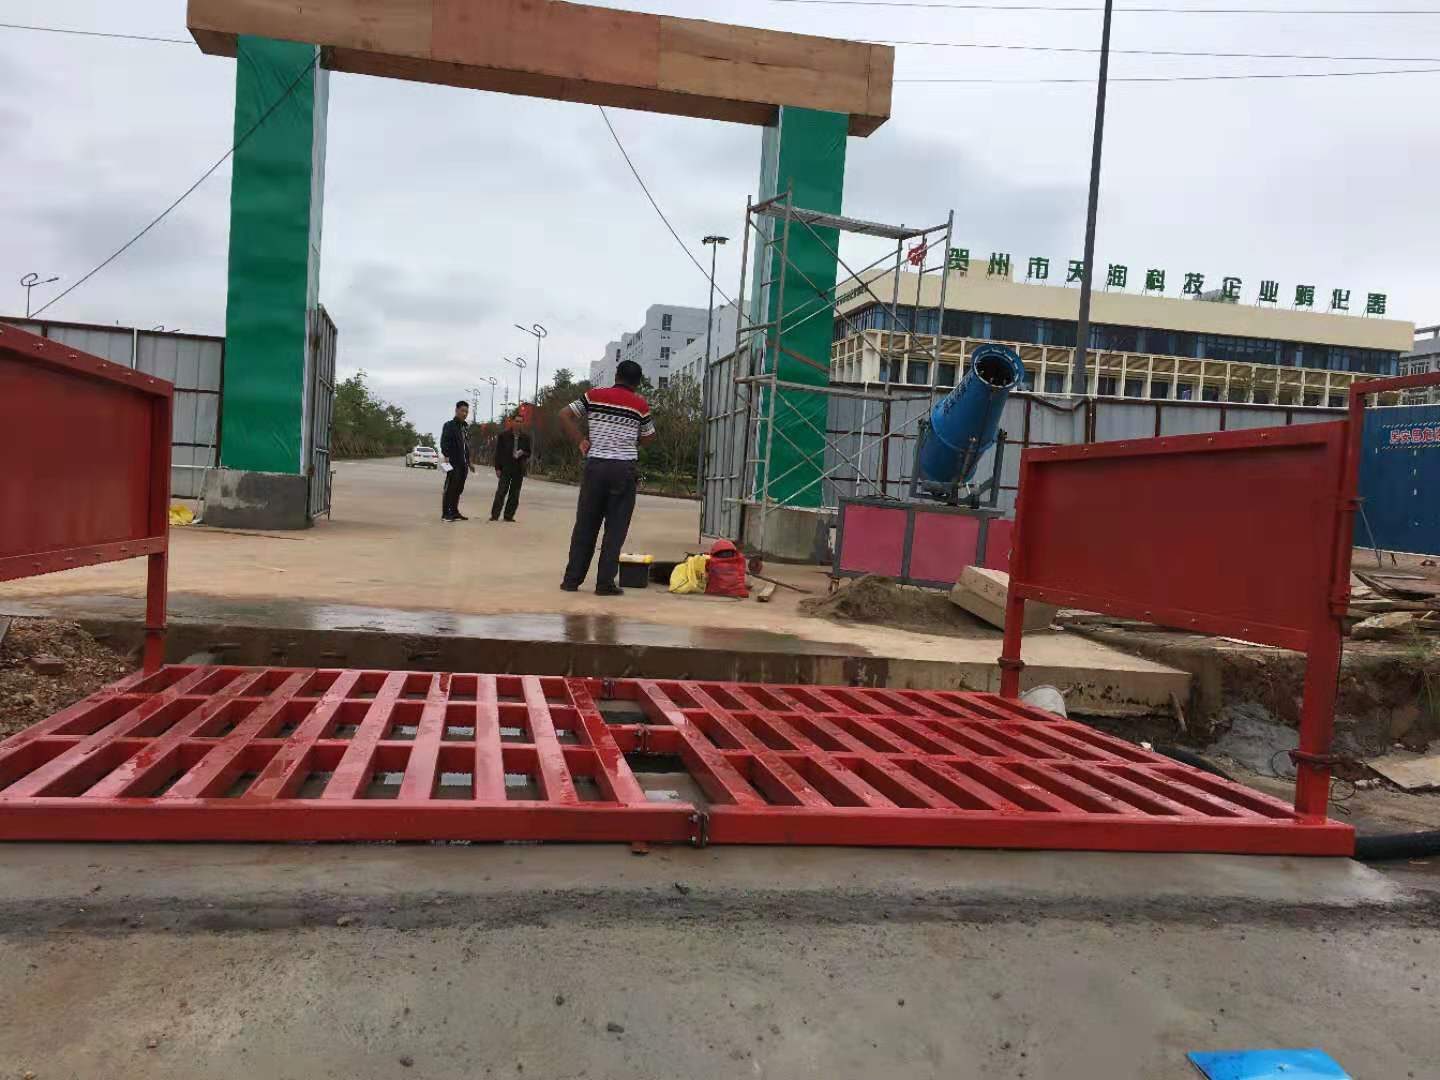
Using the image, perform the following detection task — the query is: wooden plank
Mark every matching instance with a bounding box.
[1369,752,1440,792]
[188,0,892,134]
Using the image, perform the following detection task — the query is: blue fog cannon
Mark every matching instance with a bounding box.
[910,343,1024,507]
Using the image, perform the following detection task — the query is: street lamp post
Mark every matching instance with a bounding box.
[503,356,527,414]
[514,323,547,466]
[697,235,728,538]
[483,376,498,423]
[20,273,59,319]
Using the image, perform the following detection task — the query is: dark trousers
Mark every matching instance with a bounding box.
[441,465,467,518]
[563,459,638,588]
[491,467,524,520]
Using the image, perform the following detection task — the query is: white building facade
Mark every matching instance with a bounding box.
[667,304,741,387]
[1401,326,1440,404]
[590,303,707,388]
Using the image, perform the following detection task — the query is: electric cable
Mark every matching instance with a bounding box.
[31,55,319,318]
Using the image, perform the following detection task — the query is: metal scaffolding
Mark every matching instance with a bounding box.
[702,192,954,554]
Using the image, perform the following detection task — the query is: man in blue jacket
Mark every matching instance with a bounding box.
[439,400,475,521]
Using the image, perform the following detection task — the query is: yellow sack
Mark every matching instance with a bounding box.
[168,504,195,526]
[668,554,710,595]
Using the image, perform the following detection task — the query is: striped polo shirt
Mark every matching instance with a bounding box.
[568,386,655,461]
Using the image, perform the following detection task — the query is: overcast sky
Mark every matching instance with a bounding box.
[3,0,1437,433]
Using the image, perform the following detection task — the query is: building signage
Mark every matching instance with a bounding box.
[945,248,1387,317]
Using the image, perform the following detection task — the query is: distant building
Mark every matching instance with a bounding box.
[1401,325,1440,404]
[591,304,707,388]
[832,266,1414,406]
[668,304,741,387]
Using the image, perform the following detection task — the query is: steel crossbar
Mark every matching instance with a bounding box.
[0,667,1351,854]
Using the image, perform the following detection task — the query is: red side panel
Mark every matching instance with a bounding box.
[1011,424,1347,650]
[836,503,907,577]
[907,510,979,585]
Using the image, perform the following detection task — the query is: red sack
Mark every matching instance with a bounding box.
[704,539,749,598]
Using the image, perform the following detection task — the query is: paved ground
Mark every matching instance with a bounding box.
[0,458,1187,708]
[0,843,1434,1080]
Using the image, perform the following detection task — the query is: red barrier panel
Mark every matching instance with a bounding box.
[1000,372,1440,831]
[0,323,172,669]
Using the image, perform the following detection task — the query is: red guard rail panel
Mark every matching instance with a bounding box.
[998,373,1440,835]
[0,323,172,669]
[0,668,1352,853]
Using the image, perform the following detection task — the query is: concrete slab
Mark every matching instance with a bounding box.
[0,458,1188,713]
[0,843,1433,1080]
[0,844,1409,924]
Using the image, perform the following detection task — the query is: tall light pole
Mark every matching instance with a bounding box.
[483,376,498,423]
[20,273,59,319]
[514,323,547,403]
[514,322,547,464]
[697,235,728,535]
[1071,0,1114,399]
[503,356,526,414]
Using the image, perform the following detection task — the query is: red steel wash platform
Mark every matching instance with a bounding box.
[0,666,1353,854]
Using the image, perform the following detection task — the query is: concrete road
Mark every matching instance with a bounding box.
[0,844,1434,1080]
[0,458,1187,709]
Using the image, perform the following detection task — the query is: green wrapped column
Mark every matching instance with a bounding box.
[750,106,848,509]
[219,36,328,476]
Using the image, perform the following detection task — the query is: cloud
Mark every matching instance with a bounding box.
[2,0,1436,434]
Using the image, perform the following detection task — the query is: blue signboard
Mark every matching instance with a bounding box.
[1356,404,1440,556]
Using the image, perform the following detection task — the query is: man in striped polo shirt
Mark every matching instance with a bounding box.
[558,360,656,595]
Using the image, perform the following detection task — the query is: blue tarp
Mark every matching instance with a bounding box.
[1188,1048,1351,1079]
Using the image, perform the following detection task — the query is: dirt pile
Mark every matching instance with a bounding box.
[800,575,991,639]
[0,618,133,737]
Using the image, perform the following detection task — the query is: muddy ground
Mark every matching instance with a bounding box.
[0,617,134,737]
[801,575,993,639]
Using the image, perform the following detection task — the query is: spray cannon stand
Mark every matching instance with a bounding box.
[909,424,1008,509]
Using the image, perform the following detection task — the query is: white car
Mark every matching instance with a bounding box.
[405,445,440,469]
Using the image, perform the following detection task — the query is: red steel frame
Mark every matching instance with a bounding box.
[0,323,172,670]
[1000,369,1440,830]
[0,667,1350,852]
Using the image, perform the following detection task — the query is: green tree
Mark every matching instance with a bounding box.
[640,374,703,494]
[331,371,424,458]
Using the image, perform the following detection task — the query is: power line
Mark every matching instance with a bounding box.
[7,17,1438,75]
[0,22,191,44]
[596,106,739,311]
[32,56,319,319]
[873,36,1440,61]
[899,64,1440,80]
[764,0,1440,12]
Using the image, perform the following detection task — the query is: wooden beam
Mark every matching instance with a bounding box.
[187,0,893,135]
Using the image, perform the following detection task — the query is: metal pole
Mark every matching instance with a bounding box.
[697,235,728,538]
[1072,0,1114,398]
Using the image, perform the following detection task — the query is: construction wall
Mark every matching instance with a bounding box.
[3,318,222,498]
[821,390,1344,516]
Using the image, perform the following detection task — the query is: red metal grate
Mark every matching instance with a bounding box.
[0,666,1353,855]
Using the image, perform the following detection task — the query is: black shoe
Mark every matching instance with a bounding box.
[595,583,624,597]
[453,513,469,521]
[503,517,517,523]
[489,516,499,522]
[442,515,457,522]
[559,582,581,592]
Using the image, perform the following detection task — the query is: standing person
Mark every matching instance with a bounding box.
[491,412,532,522]
[439,400,474,522]
[558,360,656,595]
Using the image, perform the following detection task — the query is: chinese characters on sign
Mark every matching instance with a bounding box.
[942,247,1386,315]
[1387,425,1440,447]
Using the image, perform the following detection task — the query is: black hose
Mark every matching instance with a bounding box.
[1354,830,1440,862]
[1153,745,1235,781]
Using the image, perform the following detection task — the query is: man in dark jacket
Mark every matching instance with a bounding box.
[491,414,532,522]
[439,400,474,522]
